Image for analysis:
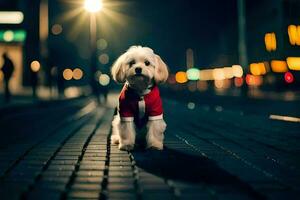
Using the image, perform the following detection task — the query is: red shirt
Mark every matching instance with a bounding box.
[119,84,163,128]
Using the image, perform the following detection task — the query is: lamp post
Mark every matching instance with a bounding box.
[84,0,103,100]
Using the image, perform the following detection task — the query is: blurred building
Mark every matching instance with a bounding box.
[0,0,41,92]
[222,0,300,65]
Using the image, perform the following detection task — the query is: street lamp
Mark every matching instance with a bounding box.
[84,0,103,100]
[84,0,103,13]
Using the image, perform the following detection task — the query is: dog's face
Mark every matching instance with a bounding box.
[111,46,169,90]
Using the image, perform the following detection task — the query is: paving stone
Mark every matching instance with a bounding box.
[107,183,135,191]
[75,176,103,184]
[68,190,100,199]
[76,171,104,177]
[71,183,102,191]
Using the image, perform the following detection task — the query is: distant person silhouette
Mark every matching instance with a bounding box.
[1,53,15,103]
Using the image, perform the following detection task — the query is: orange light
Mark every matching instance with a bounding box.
[264,32,276,51]
[270,60,288,73]
[250,63,266,76]
[73,68,83,80]
[175,71,188,83]
[63,69,73,80]
[288,25,300,46]
[286,57,300,70]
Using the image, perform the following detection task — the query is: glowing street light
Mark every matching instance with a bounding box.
[83,0,103,97]
[84,0,103,13]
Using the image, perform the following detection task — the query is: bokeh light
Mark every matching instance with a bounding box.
[199,69,213,80]
[175,71,188,83]
[30,60,41,72]
[73,68,83,80]
[288,25,300,45]
[187,102,195,110]
[51,24,63,35]
[213,68,225,80]
[97,38,108,50]
[246,74,263,86]
[3,30,14,42]
[250,63,266,76]
[284,72,294,83]
[232,65,243,77]
[264,32,276,51]
[99,74,110,86]
[234,77,244,87]
[63,69,73,80]
[98,53,109,64]
[186,68,200,81]
[271,60,288,73]
[286,57,300,70]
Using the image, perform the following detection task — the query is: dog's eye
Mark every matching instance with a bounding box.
[145,60,150,66]
[129,60,135,66]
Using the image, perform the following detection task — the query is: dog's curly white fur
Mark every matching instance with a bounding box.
[111,46,168,151]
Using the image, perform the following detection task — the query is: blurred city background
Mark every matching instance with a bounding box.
[0,0,300,105]
[1,1,300,199]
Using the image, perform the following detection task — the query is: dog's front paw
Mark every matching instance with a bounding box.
[119,143,134,151]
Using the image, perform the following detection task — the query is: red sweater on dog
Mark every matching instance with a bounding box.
[119,84,163,128]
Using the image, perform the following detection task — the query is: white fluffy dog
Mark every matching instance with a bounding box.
[111,46,169,151]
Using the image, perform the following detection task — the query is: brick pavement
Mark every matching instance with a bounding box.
[0,98,299,200]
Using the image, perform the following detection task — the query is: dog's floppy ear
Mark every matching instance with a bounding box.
[154,55,169,84]
[111,53,127,83]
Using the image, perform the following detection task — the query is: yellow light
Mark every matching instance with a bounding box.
[264,32,276,52]
[63,69,73,80]
[99,74,110,86]
[270,60,288,73]
[84,0,103,13]
[286,57,300,71]
[30,60,41,72]
[212,68,225,80]
[3,30,14,42]
[98,53,109,64]
[288,25,300,46]
[0,11,24,24]
[175,71,188,83]
[297,26,300,45]
[232,65,243,77]
[73,68,83,80]
[223,67,233,79]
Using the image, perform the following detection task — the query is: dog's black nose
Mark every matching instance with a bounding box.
[135,67,142,74]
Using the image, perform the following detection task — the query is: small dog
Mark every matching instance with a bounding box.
[111,46,169,151]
